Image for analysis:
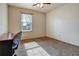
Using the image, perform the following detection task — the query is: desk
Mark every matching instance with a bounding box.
[0,33,13,56]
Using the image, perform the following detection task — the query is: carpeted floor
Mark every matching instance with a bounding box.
[15,37,79,56]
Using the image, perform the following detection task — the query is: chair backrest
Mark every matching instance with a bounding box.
[12,31,22,49]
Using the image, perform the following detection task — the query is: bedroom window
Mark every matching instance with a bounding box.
[21,13,32,32]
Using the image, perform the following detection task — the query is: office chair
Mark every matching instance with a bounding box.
[12,31,22,56]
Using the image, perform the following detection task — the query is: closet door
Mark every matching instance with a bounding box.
[0,3,8,35]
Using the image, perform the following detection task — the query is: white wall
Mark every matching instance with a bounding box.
[8,6,46,39]
[0,3,8,35]
[46,4,79,46]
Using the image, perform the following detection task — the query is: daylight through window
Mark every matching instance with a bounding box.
[21,13,32,32]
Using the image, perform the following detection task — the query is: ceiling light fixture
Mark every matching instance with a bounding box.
[33,3,51,8]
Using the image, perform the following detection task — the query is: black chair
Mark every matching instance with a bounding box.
[12,31,22,56]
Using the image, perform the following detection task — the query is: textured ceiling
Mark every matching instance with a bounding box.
[8,3,65,13]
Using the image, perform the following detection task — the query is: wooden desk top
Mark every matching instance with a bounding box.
[0,33,14,41]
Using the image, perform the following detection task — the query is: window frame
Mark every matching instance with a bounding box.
[20,13,32,32]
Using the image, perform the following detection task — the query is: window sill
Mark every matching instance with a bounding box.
[22,30,32,32]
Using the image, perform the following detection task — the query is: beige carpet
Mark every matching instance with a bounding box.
[15,37,79,56]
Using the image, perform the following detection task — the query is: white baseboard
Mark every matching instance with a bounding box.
[46,35,79,47]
